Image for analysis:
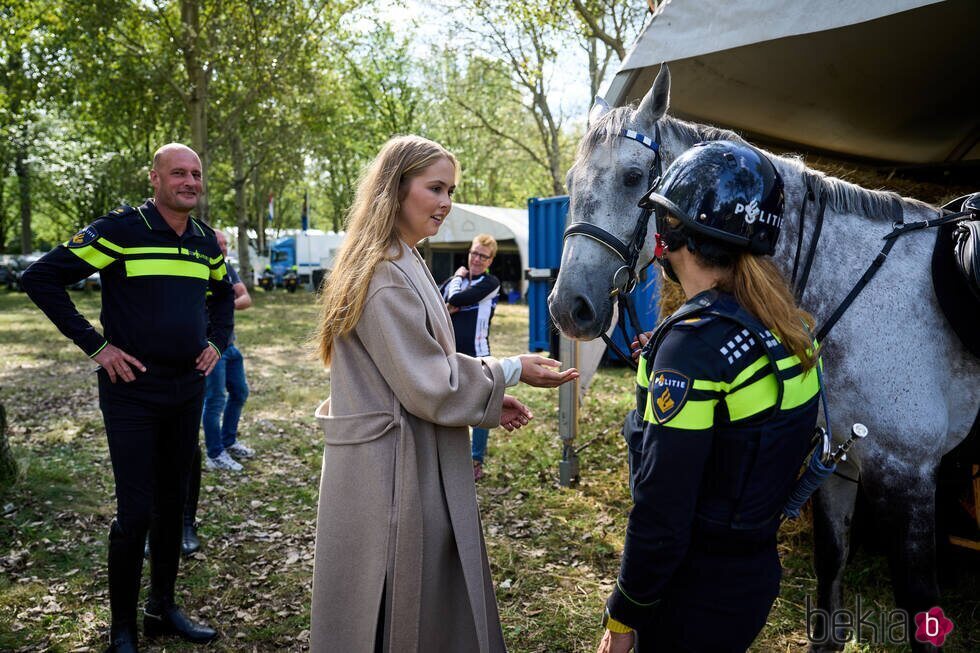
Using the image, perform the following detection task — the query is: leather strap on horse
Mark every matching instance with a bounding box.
[601,293,642,369]
[816,202,976,343]
[791,175,828,300]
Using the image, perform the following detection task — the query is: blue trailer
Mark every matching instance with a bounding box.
[526,195,661,360]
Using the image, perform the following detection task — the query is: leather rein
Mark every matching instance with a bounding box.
[562,125,663,369]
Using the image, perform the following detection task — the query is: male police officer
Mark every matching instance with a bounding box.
[22,143,234,653]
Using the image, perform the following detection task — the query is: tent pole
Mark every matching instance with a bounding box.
[558,335,580,487]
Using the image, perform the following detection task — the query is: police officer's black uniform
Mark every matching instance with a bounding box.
[22,199,233,648]
[611,290,820,651]
[603,141,821,652]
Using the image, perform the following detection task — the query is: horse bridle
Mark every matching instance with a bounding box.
[562,125,663,367]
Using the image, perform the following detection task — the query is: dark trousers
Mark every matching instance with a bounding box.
[98,367,205,630]
[634,545,781,653]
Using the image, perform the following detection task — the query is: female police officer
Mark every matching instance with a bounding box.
[598,141,821,653]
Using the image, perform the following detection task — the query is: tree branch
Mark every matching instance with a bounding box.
[452,97,548,171]
[570,0,626,60]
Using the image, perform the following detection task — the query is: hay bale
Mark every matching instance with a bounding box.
[658,275,686,320]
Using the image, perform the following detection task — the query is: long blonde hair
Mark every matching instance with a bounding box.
[315,136,459,366]
[720,254,818,371]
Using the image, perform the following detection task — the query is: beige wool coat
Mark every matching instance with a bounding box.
[310,241,508,653]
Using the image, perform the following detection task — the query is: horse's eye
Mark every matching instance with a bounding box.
[623,169,644,187]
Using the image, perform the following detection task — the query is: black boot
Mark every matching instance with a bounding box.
[147,504,182,611]
[105,624,140,652]
[181,521,200,556]
[107,519,145,653]
[143,602,218,643]
[182,446,202,557]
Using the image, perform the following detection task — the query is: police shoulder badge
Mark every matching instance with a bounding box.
[67,225,99,249]
[650,368,691,424]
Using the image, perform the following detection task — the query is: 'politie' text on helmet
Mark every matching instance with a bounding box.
[639,140,785,257]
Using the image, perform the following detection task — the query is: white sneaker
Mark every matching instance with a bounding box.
[205,451,243,472]
[226,441,255,458]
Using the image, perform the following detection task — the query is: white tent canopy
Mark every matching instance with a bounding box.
[424,202,529,292]
[604,0,979,166]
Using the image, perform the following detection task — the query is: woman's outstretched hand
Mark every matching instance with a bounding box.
[499,395,533,431]
[518,354,579,388]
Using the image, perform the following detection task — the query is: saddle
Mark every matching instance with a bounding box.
[931,193,980,358]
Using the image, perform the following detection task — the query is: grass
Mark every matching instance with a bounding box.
[0,289,977,652]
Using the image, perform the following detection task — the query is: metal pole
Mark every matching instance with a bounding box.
[558,335,580,487]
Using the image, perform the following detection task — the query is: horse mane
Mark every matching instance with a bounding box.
[659,115,744,150]
[575,108,934,220]
[573,105,638,166]
[574,109,745,167]
[773,156,934,222]
[665,114,936,220]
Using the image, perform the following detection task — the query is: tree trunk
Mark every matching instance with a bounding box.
[0,403,18,493]
[0,165,8,253]
[252,167,265,255]
[230,132,253,288]
[181,0,210,223]
[15,136,31,254]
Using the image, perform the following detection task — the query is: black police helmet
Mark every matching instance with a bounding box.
[639,140,784,256]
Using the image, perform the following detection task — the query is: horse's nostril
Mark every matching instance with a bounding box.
[571,295,595,327]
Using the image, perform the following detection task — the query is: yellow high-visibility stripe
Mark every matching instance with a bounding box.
[781,368,820,409]
[725,373,779,421]
[777,356,799,370]
[125,259,209,280]
[693,354,769,393]
[95,238,125,254]
[644,393,716,430]
[722,366,820,420]
[122,246,214,265]
[636,355,649,389]
[67,245,116,269]
[209,253,223,265]
[123,246,182,255]
[210,262,227,280]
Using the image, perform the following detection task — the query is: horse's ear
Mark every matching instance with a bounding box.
[637,63,671,127]
[588,96,612,125]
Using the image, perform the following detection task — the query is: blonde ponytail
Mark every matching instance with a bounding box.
[725,254,818,371]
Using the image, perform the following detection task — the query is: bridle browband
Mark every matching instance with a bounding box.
[562,125,663,368]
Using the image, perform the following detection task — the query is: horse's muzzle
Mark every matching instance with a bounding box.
[548,289,610,340]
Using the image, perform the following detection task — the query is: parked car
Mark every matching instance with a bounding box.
[68,271,101,291]
[5,252,101,292]
[0,255,14,289]
[7,254,42,291]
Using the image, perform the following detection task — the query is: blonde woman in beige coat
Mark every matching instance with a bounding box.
[311,136,578,653]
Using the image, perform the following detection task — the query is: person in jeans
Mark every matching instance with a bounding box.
[440,234,501,480]
[201,229,253,471]
[173,229,254,557]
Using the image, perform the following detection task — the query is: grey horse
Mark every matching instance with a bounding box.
[548,64,979,651]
